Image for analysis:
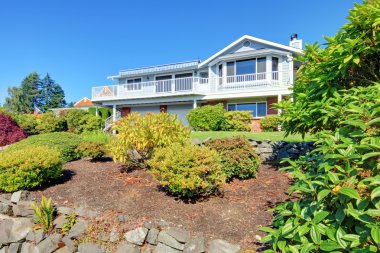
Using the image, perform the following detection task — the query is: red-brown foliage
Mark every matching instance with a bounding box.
[0,113,27,147]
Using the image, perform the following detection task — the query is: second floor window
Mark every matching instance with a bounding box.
[125,78,142,91]
[227,57,267,82]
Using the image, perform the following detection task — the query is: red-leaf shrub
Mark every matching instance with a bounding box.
[0,113,28,147]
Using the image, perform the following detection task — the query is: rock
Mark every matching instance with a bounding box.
[0,193,12,200]
[54,215,68,229]
[109,226,120,242]
[141,246,154,253]
[208,239,240,253]
[255,234,262,241]
[10,191,29,203]
[157,220,169,229]
[67,219,88,239]
[0,216,33,244]
[97,231,109,242]
[124,227,148,246]
[77,243,104,253]
[153,243,181,253]
[146,228,159,245]
[191,139,203,146]
[36,234,61,253]
[61,236,75,253]
[116,214,129,222]
[115,242,140,253]
[143,221,154,230]
[20,242,38,253]
[8,243,21,253]
[259,147,273,153]
[167,227,190,243]
[184,237,205,253]
[0,203,12,215]
[203,137,212,143]
[74,206,87,217]
[157,231,185,251]
[57,207,74,215]
[287,148,300,154]
[55,246,71,253]
[12,201,34,218]
[26,229,45,243]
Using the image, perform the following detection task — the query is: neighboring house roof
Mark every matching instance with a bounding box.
[74,97,93,107]
[109,60,199,79]
[198,35,303,68]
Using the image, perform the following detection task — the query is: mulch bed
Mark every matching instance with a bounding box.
[31,158,291,249]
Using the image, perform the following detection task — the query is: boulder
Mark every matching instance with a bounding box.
[54,215,68,229]
[157,220,169,230]
[77,243,104,253]
[157,231,185,251]
[167,227,190,243]
[0,216,33,244]
[141,246,154,253]
[143,221,155,230]
[26,229,45,243]
[124,227,148,246]
[35,234,61,253]
[115,242,140,253]
[153,243,181,253]
[12,201,34,218]
[10,191,29,203]
[61,236,75,253]
[55,246,71,253]
[8,243,21,253]
[20,242,38,253]
[208,239,240,253]
[57,207,74,215]
[109,226,120,242]
[146,228,159,245]
[184,237,205,253]
[67,219,88,239]
[0,203,12,215]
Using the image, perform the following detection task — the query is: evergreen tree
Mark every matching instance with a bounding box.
[40,73,66,110]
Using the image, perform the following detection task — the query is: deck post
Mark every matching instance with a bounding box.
[193,99,197,109]
[112,104,116,134]
[277,94,283,131]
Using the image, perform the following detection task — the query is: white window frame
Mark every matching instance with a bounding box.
[124,78,142,91]
[227,101,267,119]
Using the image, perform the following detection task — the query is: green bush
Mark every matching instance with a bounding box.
[109,112,190,165]
[6,132,82,162]
[98,107,112,120]
[187,103,226,131]
[63,109,88,133]
[12,114,39,135]
[260,115,280,132]
[148,143,226,198]
[81,131,111,144]
[35,112,67,133]
[78,114,102,133]
[0,146,63,192]
[222,111,252,131]
[205,137,260,180]
[75,142,106,160]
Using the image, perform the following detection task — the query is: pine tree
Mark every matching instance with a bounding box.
[40,73,66,110]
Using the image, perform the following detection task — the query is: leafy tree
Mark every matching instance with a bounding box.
[40,73,66,110]
[279,0,380,136]
[67,102,75,108]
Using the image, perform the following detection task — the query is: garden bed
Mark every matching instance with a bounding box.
[30,158,291,249]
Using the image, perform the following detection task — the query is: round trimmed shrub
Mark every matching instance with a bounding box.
[75,142,106,160]
[187,103,226,131]
[260,115,280,132]
[205,137,260,180]
[148,143,226,198]
[0,112,27,147]
[222,111,252,131]
[0,146,63,192]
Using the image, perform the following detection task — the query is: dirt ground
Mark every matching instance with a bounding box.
[31,158,290,249]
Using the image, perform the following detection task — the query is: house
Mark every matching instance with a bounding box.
[92,34,303,130]
[74,97,94,109]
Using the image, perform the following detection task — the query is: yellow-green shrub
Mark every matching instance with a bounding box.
[148,143,226,198]
[260,115,280,132]
[75,142,106,160]
[0,146,63,192]
[223,111,252,131]
[109,112,190,164]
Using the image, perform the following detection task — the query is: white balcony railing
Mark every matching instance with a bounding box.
[92,71,290,100]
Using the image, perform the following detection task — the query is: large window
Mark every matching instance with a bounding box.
[227,102,267,118]
[125,78,142,91]
[156,75,172,93]
[272,57,279,80]
[226,57,266,82]
[175,73,193,91]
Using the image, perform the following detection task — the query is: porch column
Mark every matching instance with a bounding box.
[266,56,272,82]
[112,104,116,134]
[95,106,99,117]
[193,99,197,109]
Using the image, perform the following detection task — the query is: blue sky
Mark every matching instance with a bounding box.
[0,0,360,105]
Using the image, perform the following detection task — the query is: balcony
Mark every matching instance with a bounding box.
[92,71,291,101]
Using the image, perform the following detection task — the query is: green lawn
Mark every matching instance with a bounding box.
[190,131,314,142]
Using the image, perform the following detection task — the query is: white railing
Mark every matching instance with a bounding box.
[103,110,121,132]
[92,71,290,100]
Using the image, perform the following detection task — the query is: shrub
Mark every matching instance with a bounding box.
[187,103,226,131]
[0,146,63,192]
[75,142,106,160]
[205,137,260,180]
[35,112,67,133]
[78,114,102,133]
[148,143,226,198]
[98,107,112,120]
[109,112,190,165]
[12,113,39,135]
[6,132,82,162]
[0,113,27,147]
[63,109,88,133]
[32,196,55,233]
[260,115,280,132]
[222,111,252,131]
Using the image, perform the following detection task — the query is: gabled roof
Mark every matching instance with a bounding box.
[198,35,303,68]
[74,97,93,107]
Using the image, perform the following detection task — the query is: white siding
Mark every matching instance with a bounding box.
[167,104,193,126]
